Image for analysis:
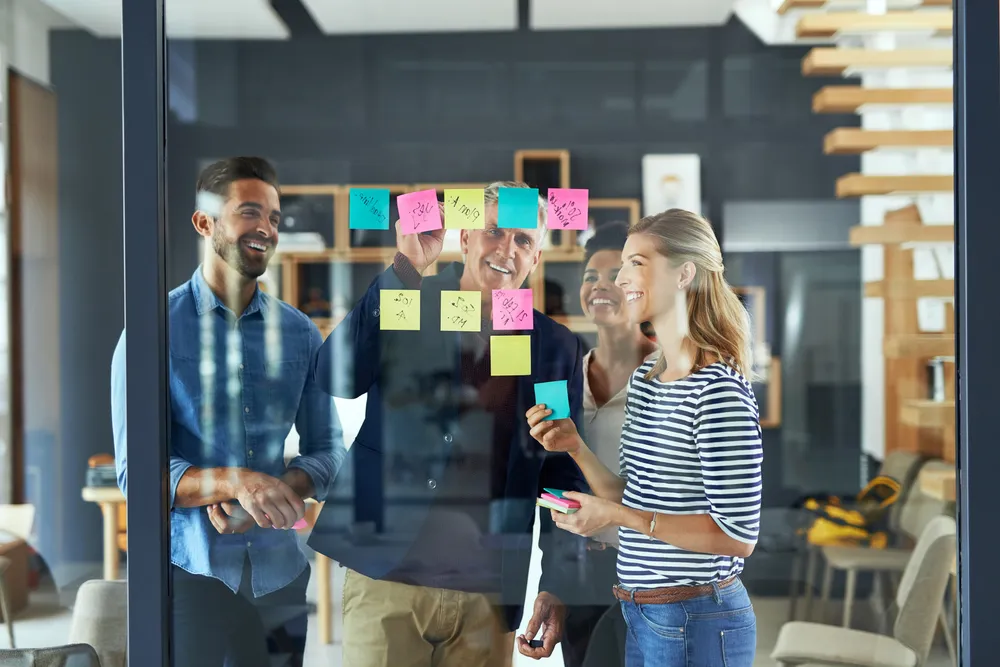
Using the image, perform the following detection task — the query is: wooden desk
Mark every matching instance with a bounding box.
[82,487,335,644]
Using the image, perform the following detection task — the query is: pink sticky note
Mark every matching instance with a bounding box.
[546,188,589,231]
[272,518,308,530]
[492,289,534,331]
[397,189,443,235]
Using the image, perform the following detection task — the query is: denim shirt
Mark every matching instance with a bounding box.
[111,268,346,597]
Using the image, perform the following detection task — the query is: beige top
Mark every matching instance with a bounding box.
[582,349,659,547]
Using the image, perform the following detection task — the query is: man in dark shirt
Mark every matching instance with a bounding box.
[309,181,587,666]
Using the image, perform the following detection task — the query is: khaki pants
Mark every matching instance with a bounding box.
[342,569,515,667]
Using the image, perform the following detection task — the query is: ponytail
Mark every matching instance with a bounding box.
[631,210,756,381]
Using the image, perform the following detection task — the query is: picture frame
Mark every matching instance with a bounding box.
[641,154,702,217]
[572,197,641,249]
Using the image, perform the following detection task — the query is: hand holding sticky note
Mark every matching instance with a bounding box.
[350,188,390,230]
[444,189,486,229]
[379,290,420,331]
[492,289,533,331]
[534,380,570,420]
[498,187,540,229]
[397,189,443,235]
[441,291,481,332]
[547,189,589,230]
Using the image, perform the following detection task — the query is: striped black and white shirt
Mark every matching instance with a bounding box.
[617,359,763,588]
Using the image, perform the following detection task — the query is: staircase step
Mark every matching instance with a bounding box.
[797,11,952,38]
[779,0,951,13]
[864,279,954,299]
[803,48,953,76]
[836,173,953,197]
[849,224,953,245]
[825,128,953,154]
[813,86,952,113]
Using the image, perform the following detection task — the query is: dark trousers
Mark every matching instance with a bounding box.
[171,559,309,667]
[561,545,626,667]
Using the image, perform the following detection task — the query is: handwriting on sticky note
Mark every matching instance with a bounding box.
[491,335,532,376]
[379,290,420,331]
[492,289,533,331]
[444,189,485,229]
[350,189,390,230]
[441,291,482,332]
[534,380,570,421]
[547,189,589,231]
[498,187,539,229]
[398,189,443,235]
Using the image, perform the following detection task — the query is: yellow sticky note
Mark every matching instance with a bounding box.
[491,335,531,376]
[444,189,486,229]
[441,291,481,332]
[380,290,420,331]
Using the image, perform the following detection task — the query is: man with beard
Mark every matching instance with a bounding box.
[111,157,345,667]
[309,181,588,667]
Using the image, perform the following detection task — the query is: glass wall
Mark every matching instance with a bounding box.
[27,0,998,664]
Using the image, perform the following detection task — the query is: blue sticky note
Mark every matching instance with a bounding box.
[534,380,570,421]
[350,188,390,230]
[498,187,540,229]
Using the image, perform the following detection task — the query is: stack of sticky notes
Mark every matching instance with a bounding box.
[536,489,581,514]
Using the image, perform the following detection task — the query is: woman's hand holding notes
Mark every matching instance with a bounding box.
[526,403,584,454]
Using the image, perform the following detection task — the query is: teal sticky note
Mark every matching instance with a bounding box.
[498,187,540,229]
[534,380,570,421]
[350,188,390,230]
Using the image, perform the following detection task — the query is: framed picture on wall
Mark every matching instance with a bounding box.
[641,154,702,217]
[574,198,641,248]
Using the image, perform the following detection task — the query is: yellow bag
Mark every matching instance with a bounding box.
[799,475,901,548]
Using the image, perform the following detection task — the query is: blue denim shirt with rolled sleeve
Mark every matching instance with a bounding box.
[111,267,346,597]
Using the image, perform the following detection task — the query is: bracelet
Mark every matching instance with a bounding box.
[649,511,658,537]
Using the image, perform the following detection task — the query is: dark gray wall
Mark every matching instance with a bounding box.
[48,18,858,566]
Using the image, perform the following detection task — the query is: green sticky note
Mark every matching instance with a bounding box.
[498,187,539,229]
[350,188,390,230]
[380,290,420,331]
[534,380,570,420]
[444,189,486,229]
[490,335,531,376]
[441,291,481,332]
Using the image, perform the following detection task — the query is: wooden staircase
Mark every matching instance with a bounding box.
[779,0,951,12]
[797,11,952,39]
[802,48,953,76]
[813,86,952,113]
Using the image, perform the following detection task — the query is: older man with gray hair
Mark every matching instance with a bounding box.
[309,180,588,667]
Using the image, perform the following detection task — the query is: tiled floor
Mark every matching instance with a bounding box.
[7,571,955,666]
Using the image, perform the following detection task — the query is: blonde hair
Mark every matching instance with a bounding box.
[629,209,755,381]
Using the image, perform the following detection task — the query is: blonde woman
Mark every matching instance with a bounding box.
[526,209,762,667]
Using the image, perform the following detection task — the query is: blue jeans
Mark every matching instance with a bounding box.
[619,578,756,667]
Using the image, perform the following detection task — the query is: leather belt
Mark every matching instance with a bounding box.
[613,576,738,604]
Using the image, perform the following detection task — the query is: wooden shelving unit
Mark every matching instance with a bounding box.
[863,279,953,299]
[797,11,952,39]
[780,0,951,14]
[802,48,953,77]
[835,173,953,197]
[850,224,953,246]
[883,334,955,359]
[919,464,956,502]
[824,128,953,155]
[813,86,953,113]
[900,399,955,429]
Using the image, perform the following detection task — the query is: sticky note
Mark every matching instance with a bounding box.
[397,189,443,235]
[490,335,531,376]
[379,290,420,331]
[492,289,533,331]
[441,291,481,332]
[444,189,486,229]
[547,189,589,231]
[534,380,570,421]
[350,189,390,230]
[498,187,540,229]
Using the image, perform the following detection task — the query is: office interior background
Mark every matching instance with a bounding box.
[0,0,964,665]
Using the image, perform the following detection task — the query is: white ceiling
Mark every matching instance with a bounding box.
[299,0,518,35]
[531,0,735,30]
[38,0,737,39]
[38,0,290,39]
